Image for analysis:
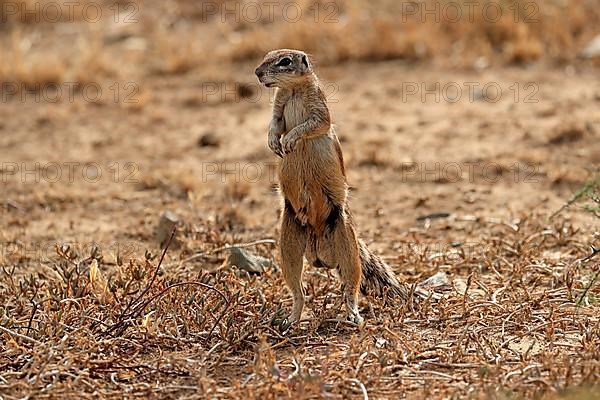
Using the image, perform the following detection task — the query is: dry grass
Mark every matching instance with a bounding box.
[219,0,600,66]
[1,216,599,399]
[1,0,599,93]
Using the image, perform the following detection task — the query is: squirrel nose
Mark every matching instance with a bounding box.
[255,68,264,77]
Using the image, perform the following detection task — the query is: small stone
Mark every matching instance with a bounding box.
[580,35,600,59]
[548,123,585,145]
[237,83,255,99]
[474,56,489,72]
[197,132,220,147]
[104,32,133,45]
[221,247,273,275]
[156,211,180,248]
[416,212,451,221]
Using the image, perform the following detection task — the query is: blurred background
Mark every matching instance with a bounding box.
[0,0,599,256]
[1,0,600,79]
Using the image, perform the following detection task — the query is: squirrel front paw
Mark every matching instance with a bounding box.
[268,131,284,158]
[281,133,300,154]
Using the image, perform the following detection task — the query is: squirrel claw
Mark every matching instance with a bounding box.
[278,316,298,333]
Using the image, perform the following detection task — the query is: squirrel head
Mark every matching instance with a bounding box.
[255,49,314,89]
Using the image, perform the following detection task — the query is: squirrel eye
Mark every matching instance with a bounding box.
[277,57,292,67]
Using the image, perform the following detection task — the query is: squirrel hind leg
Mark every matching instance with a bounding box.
[280,200,308,328]
[322,207,364,324]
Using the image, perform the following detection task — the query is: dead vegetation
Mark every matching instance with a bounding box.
[1,215,599,399]
[1,0,599,94]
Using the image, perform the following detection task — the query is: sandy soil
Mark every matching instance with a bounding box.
[1,61,598,255]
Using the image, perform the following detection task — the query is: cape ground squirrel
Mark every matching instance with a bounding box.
[255,49,409,327]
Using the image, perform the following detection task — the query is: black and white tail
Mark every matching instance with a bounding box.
[358,240,448,300]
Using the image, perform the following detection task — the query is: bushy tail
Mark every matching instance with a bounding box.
[358,240,410,299]
[358,240,449,300]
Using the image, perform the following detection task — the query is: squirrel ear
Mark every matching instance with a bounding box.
[301,55,310,71]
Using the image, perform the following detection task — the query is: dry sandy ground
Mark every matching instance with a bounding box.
[1,61,598,252]
[1,60,600,398]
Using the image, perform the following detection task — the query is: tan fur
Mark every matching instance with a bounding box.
[255,49,408,328]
